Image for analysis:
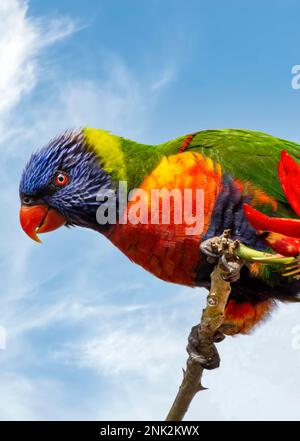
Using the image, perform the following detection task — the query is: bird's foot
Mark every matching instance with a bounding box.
[192,230,244,370]
[187,325,223,370]
[213,329,226,343]
[200,229,244,282]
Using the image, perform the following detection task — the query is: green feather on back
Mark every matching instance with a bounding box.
[182,129,300,204]
[84,127,300,217]
[158,128,300,217]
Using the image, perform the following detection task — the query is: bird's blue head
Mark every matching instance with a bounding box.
[19,129,114,242]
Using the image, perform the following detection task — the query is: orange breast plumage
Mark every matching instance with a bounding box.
[106,152,223,286]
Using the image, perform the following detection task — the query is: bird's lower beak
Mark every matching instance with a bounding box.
[19,205,66,243]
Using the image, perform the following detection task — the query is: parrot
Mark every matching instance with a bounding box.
[19,128,300,348]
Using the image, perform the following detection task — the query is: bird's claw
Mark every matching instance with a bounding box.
[281,255,300,278]
[187,325,221,370]
[213,329,226,343]
[220,254,242,282]
[199,243,219,262]
[200,230,244,281]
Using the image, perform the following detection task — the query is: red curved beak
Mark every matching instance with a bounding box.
[19,205,66,243]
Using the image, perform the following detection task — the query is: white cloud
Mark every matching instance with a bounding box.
[0,0,76,142]
[13,54,176,150]
[46,286,300,421]
[54,317,182,378]
[0,374,61,420]
[150,67,175,92]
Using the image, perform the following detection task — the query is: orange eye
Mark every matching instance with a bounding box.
[55,172,69,187]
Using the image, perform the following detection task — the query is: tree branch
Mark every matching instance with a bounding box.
[165,230,243,421]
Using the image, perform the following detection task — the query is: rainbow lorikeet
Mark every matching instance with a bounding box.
[19,128,300,339]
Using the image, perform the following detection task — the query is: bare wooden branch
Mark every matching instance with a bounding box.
[165,358,205,422]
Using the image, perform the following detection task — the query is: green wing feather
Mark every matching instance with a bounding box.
[187,129,300,202]
[158,129,300,217]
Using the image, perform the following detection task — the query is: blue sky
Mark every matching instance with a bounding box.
[1,0,300,420]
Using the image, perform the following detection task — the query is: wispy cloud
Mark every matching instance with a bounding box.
[14,53,176,148]
[150,67,175,92]
[53,310,184,378]
[0,0,76,141]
